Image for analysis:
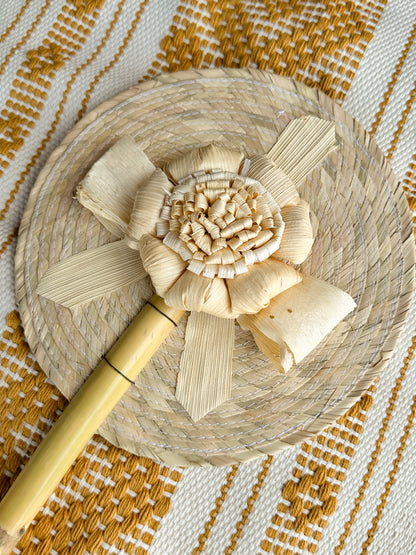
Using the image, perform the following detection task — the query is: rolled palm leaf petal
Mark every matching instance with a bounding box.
[267,116,338,186]
[164,268,236,317]
[227,258,302,315]
[36,240,145,309]
[176,312,234,422]
[165,144,244,181]
[273,200,315,265]
[199,277,235,318]
[164,270,214,312]
[76,136,155,238]
[126,168,173,249]
[247,155,300,207]
[139,234,187,297]
[238,276,356,373]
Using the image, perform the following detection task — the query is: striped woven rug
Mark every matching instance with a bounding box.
[0,1,415,553]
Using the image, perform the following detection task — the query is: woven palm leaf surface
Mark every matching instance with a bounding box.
[15,69,415,466]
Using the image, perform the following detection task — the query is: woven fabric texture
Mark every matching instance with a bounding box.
[0,1,415,554]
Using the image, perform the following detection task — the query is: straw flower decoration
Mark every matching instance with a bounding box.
[37,116,356,421]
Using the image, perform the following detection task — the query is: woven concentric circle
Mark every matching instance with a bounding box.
[16,69,415,466]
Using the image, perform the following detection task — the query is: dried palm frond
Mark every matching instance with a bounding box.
[36,240,144,308]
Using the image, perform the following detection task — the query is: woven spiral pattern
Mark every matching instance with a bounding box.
[16,69,414,466]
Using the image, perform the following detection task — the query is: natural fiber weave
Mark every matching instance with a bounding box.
[15,69,415,466]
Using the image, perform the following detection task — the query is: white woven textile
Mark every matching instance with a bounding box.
[0,1,415,554]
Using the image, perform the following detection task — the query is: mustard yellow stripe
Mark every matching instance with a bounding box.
[371,20,416,135]
[402,163,416,243]
[403,157,416,194]
[0,0,33,45]
[386,79,416,160]
[225,456,273,554]
[0,0,107,219]
[333,38,416,549]
[192,465,239,554]
[149,0,386,103]
[0,0,126,269]
[0,0,110,230]
[258,392,373,554]
[360,392,416,554]
[0,227,18,260]
[78,0,150,120]
[0,0,51,78]
[334,335,416,554]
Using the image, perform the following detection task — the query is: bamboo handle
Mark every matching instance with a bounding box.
[0,295,184,553]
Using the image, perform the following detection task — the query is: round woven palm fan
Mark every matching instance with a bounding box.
[15,69,415,466]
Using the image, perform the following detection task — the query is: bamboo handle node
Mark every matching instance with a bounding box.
[0,295,184,554]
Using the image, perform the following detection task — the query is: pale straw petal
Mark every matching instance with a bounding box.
[200,277,235,318]
[267,116,338,186]
[76,136,155,238]
[176,312,234,421]
[164,268,236,317]
[238,276,356,373]
[273,200,315,264]
[164,270,211,312]
[227,258,302,316]
[36,240,145,309]
[126,168,173,248]
[139,234,187,297]
[165,144,244,182]
[247,154,300,207]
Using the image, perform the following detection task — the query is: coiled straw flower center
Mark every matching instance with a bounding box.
[156,168,285,279]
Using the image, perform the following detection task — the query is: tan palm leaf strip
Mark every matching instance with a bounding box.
[370,20,416,135]
[176,313,234,422]
[77,0,150,120]
[334,336,416,554]
[37,240,146,308]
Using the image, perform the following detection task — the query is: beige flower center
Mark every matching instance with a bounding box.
[156,169,284,279]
